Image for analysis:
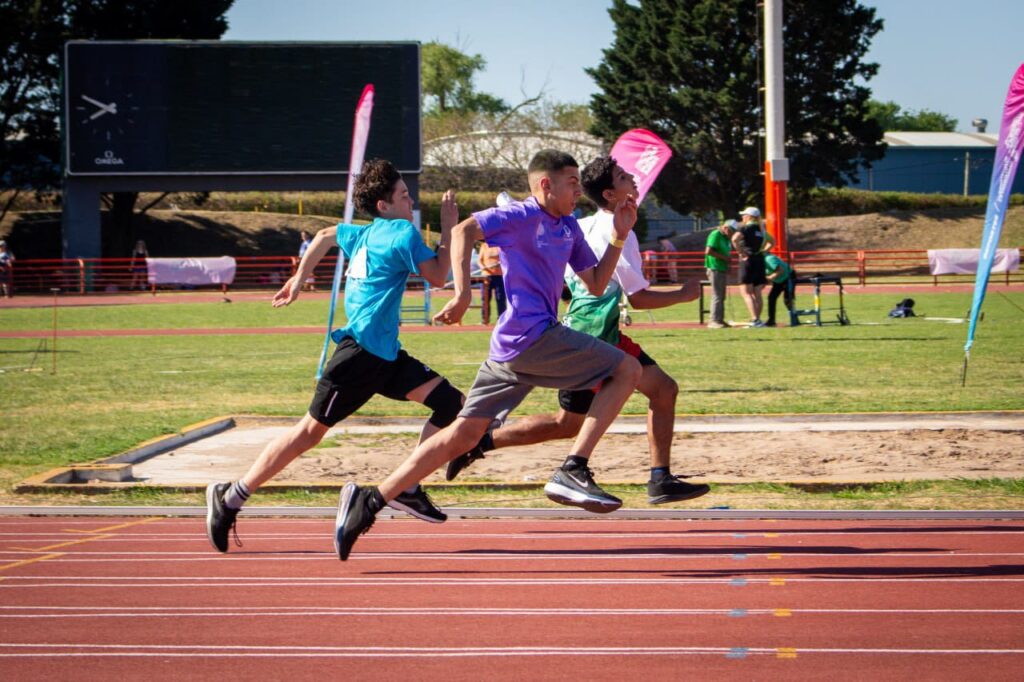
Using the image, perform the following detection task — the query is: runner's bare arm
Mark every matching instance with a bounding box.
[627,278,700,309]
[576,195,638,295]
[273,226,337,307]
[433,215,484,325]
[417,189,458,287]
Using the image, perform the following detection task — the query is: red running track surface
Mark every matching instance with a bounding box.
[1,516,1023,681]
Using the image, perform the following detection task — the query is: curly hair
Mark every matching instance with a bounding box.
[580,156,618,209]
[353,159,402,217]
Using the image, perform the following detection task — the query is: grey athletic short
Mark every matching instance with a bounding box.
[458,323,625,425]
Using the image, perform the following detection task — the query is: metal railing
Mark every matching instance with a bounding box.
[641,248,1023,286]
[3,248,1021,296]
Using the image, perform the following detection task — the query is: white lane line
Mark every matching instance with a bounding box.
[3,577,1024,588]
[0,643,1023,658]
[1,606,1023,618]
[0,548,1019,557]
[3,530,1024,540]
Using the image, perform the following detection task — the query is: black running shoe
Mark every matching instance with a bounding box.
[334,483,379,561]
[388,486,447,523]
[648,474,711,505]
[543,464,622,514]
[205,482,239,553]
[445,444,485,481]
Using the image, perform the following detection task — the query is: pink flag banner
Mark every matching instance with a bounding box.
[319,84,374,380]
[342,85,375,225]
[609,129,673,204]
[965,64,1024,363]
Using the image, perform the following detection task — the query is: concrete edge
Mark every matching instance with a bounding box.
[11,479,1024,495]
[14,417,235,493]
[99,416,236,465]
[1,505,1022,520]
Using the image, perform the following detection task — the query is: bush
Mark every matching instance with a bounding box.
[791,188,1024,217]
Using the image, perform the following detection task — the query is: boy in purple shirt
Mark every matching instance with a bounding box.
[333,150,643,560]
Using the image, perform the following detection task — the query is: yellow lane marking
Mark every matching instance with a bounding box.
[773,609,792,617]
[769,577,786,586]
[23,535,114,552]
[763,533,779,538]
[0,552,65,572]
[776,647,798,659]
[12,518,161,553]
[767,553,782,560]
[66,517,162,534]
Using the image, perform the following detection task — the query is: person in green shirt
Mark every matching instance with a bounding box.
[764,253,795,327]
[704,220,736,328]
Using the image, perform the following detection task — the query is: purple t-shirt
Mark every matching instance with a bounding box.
[473,196,597,361]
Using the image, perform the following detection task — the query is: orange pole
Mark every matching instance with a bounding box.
[764,160,788,257]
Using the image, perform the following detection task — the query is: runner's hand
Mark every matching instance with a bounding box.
[677,277,700,303]
[611,194,638,240]
[440,189,458,230]
[272,276,302,307]
[433,293,471,326]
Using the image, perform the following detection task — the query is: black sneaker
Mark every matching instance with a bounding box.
[647,474,711,505]
[205,482,240,553]
[445,444,485,481]
[334,483,379,561]
[543,464,622,514]
[388,486,447,523]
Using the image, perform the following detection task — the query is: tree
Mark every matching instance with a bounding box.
[588,0,886,216]
[866,99,957,132]
[0,0,67,221]
[421,41,509,115]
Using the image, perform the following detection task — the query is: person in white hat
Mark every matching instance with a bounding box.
[731,207,774,327]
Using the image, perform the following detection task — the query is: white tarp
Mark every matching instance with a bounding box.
[927,249,1020,275]
[146,257,236,285]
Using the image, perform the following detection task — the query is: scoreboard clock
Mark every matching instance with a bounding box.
[64,41,421,176]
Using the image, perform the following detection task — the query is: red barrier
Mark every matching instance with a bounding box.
[4,248,1022,296]
[642,248,1023,286]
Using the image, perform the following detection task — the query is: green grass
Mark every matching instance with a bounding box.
[2,289,1023,503]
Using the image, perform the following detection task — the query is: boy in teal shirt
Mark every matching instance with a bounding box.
[205,159,468,553]
[764,253,795,327]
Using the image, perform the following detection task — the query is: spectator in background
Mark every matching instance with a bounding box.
[130,239,148,291]
[298,230,316,291]
[0,240,14,298]
[478,240,506,324]
[704,220,735,328]
[732,207,774,328]
[764,253,795,327]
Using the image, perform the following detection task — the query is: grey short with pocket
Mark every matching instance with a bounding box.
[458,323,626,425]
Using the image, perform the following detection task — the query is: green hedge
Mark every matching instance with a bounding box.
[791,188,1024,217]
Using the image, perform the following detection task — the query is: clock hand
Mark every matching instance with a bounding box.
[81,95,117,117]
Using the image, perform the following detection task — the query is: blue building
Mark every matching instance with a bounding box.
[850,132,1024,195]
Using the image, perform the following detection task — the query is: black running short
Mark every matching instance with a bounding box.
[557,333,657,415]
[309,336,439,426]
[739,254,767,286]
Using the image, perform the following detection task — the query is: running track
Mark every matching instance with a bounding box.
[2,515,1023,680]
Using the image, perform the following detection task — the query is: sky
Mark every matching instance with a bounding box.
[225,0,1024,135]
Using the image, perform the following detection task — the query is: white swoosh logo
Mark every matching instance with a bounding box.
[566,472,590,488]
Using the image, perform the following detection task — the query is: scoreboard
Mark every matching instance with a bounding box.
[64,41,421,176]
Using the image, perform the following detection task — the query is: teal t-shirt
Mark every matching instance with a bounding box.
[330,217,435,361]
[562,273,623,345]
[705,230,731,271]
[764,254,792,283]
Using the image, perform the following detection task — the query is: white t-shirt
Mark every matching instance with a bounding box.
[571,209,650,296]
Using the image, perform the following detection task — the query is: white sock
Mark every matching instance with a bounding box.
[223,480,251,510]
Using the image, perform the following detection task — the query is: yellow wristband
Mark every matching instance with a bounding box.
[610,237,626,249]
